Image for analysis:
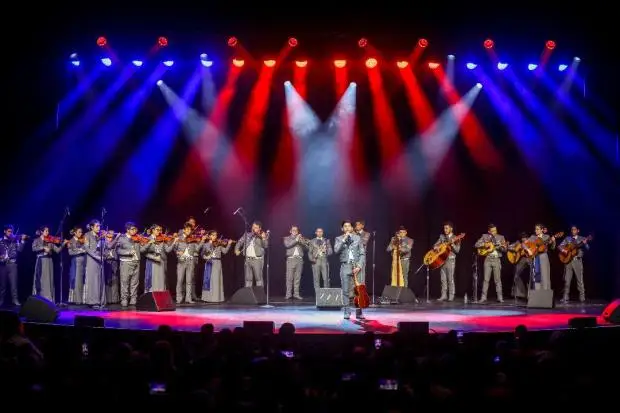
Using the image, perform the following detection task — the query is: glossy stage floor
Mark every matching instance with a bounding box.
[41,298,612,334]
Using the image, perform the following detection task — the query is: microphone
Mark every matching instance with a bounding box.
[203,207,210,215]
[233,207,242,216]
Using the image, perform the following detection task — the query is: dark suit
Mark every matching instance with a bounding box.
[475,233,507,301]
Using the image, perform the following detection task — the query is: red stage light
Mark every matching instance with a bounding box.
[365,58,378,68]
[96,36,107,47]
[228,36,238,47]
[545,40,556,50]
[288,37,298,47]
[418,38,428,48]
[232,58,245,67]
[295,60,307,68]
[158,36,168,47]
[264,59,276,67]
[484,39,494,49]
[334,60,346,68]
[358,38,368,48]
[396,61,409,69]
[428,62,440,69]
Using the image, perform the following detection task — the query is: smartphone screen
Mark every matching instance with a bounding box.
[378,379,398,390]
[149,382,166,394]
[81,343,89,357]
[281,350,294,358]
[341,373,356,381]
[456,331,464,343]
[374,338,382,349]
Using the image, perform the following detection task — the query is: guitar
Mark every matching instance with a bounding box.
[477,238,507,257]
[558,235,593,264]
[352,266,370,309]
[506,243,526,264]
[423,233,466,270]
[522,232,564,257]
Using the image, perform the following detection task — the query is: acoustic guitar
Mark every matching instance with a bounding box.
[522,232,564,257]
[423,233,466,270]
[506,243,525,264]
[477,238,507,257]
[558,235,593,264]
[352,266,370,309]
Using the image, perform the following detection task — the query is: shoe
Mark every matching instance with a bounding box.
[186,300,195,304]
[285,296,292,300]
[12,300,20,306]
[293,295,303,300]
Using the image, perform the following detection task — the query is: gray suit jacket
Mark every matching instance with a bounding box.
[334,233,365,266]
[308,237,333,262]
[174,235,203,262]
[116,234,148,262]
[525,234,556,254]
[235,232,269,257]
[434,234,462,259]
[283,235,307,258]
[474,234,507,257]
[386,236,414,259]
[559,235,590,258]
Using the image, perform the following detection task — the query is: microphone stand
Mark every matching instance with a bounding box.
[98,208,107,310]
[369,231,379,307]
[472,252,479,303]
[56,209,69,307]
[414,262,431,303]
[262,231,273,309]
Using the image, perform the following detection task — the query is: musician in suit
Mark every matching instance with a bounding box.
[334,220,366,320]
[386,226,414,287]
[67,226,87,304]
[354,220,371,284]
[434,222,461,301]
[283,225,308,300]
[0,225,27,307]
[116,222,150,307]
[309,228,333,292]
[559,226,590,303]
[174,223,205,304]
[184,216,201,301]
[508,232,530,298]
[474,224,507,303]
[523,223,556,290]
[234,221,269,288]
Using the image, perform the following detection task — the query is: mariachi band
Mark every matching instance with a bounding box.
[0,217,592,310]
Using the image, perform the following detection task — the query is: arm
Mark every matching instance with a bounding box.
[474,236,486,248]
[548,236,557,250]
[582,238,590,250]
[452,240,462,254]
[260,236,269,249]
[164,239,177,253]
[53,243,65,254]
[334,236,344,254]
[355,239,366,268]
[17,240,25,253]
[32,239,45,253]
[402,238,413,253]
[234,235,245,254]
[361,231,371,247]
[85,235,102,261]
[283,236,298,249]
[386,241,394,253]
[326,240,333,256]
[498,236,507,253]
[221,242,232,254]
[68,240,86,256]
[433,236,443,248]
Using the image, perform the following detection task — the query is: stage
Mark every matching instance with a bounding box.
[29,298,612,334]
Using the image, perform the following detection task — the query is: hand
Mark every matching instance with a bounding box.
[21,234,28,240]
[352,266,361,275]
[44,247,51,253]
[228,240,233,245]
[235,250,241,256]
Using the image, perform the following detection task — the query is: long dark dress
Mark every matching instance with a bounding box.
[32,237,63,302]
[68,237,87,304]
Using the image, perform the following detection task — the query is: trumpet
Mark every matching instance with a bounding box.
[297,235,311,247]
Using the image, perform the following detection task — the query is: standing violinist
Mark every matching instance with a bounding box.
[234,220,269,288]
[32,226,66,302]
[434,222,461,301]
[0,225,27,306]
[201,230,233,303]
[523,224,556,290]
[559,225,589,303]
[309,228,333,292]
[83,220,106,308]
[145,224,177,293]
[174,222,205,304]
[474,224,507,303]
[116,222,149,307]
[334,220,365,320]
[283,225,308,300]
[183,216,202,301]
[67,226,87,304]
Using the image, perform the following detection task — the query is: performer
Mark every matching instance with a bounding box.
[32,226,66,301]
[174,223,204,304]
[508,232,531,298]
[354,220,371,284]
[386,226,414,287]
[104,230,120,304]
[234,221,269,288]
[201,230,233,303]
[144,224,177,293]
[308,228,333,292]
[559,226,590,303]
[0,225,27,306]
[474,224,507,303]
[83,220,107,307]
[116,222,149,307]
[434,222,461,301]
[334,220,365,320]
[184,216,202,301]
[283,225,308,300]
[523,223,556,290]
[67,226,87,304]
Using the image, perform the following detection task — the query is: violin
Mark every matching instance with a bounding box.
[130,234,151,245]
[213,238,235,247]
[185,234,205,243]
[43,235,64,244]
[154,233,178,243]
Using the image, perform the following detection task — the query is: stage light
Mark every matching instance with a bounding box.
[396,61,408,68]
[476,82,483,88]
[96,36,107,47]
[365,58,377,68]
[284,80,292,86]
[156,80,163,86]
[484,39,494,49]
[264,59,276,67]
[163,60,174,67]
[70,53,80,67]
[288,37,298,47]
[71,60,80,67]
[101,57,112,66]
[497,62,508,70]
[418,38,428,48]
[528,63,538,71]
[232,58,245,67]
[574,56,581,62]
[334,60,346,68]
[558,64,568,71]
[158,37,168,47]
[200,53,213,67]
[447,54,455,59]
[350,82,357,87]
[428,62,439,69]
[546,40,556,50]
[228,36,238,47]
[295,60,307,68]
[132,60,143,67]
[466,62,477,69]
[358,38,368,48]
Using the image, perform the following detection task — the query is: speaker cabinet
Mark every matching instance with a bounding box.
[527,289,554,309]
[397,321,429,335]
[602,299,620,323]
[19,295,59,323]
[136,291,176,312]
[316,288,343,309]
[243,321,274,336]
[381,285,418,304]
[230,286,266,305]
[74,315,105,328]
[568,317,597,329]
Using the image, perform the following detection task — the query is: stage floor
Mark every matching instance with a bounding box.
[39,298,611,334]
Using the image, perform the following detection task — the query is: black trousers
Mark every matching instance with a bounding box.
[0,262,19,304]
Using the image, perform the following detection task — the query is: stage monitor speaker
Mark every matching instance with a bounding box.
[19,295,58,323]
[316,288,343,309]
[527,289,554,309]
[397,321,429,335]
[230,286,266,305]
[75,315,105,328]
[243,321,274,336]
[601,299,620,323]
[381,285,417,304]
[568,317,597,329]
[136,291,176,312]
